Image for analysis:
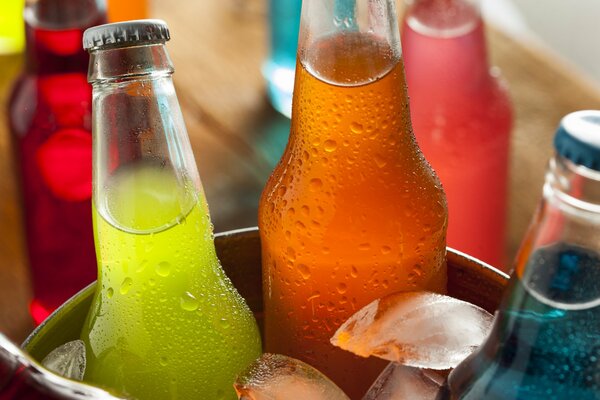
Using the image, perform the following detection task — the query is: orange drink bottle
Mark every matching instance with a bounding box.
[258,0,448,397]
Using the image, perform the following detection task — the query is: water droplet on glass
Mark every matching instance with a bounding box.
[324,140,337,152]
[351,266,358,278]
[219,318,230,329]
[351,122,364,134]
[180,292,199,311]
[337,283,348,294]
[120,277,133,295]
[381,246,392,255]
[309,178,323,192]
[159,356,168,366]
[156,261,171,277]
[374,154,387,168]
[136,259,148,273]
[298,264,311,280]
[107,287,114,298]
[287,247,296,262]
[359,243,371,251]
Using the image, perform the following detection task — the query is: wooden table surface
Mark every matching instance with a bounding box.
[1,0,600,343]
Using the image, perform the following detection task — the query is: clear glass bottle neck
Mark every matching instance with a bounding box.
[90,43,201,234]
[510,154,600,309]
[88,43,174,84]
[298,0,402,86]
[544,155,600,217]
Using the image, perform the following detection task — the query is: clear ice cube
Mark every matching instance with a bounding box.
[234,353,350,400]
[331,291,494,369]
[363,363,443,400]
[41,339,86,381]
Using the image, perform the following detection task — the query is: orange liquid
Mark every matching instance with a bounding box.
[107,0,148,22]
[259,32,448,398]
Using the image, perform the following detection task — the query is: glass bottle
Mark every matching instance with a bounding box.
[258,0,448,397]
[9,0,107,324]
[440,110,600,399]
[401,0,513,268]
[79,20,261,400]
[0,334,125,400]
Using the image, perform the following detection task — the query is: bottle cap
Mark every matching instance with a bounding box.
[83,19,170,51]
[554,110,600,171]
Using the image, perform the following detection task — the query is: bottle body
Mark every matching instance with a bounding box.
[263,0,302,117]
[80,35,261,400]
[9,0,106,324]
[443,153,600,399]
[259,2,448,396]
[402,0,512,268]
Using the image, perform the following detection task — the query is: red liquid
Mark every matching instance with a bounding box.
[9,5,106,324]
[402,0,512,268]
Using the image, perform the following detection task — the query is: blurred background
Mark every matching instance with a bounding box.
[0,0,598,343]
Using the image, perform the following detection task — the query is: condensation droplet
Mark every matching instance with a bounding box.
[159,356,168,366]
[381,245,392,255]
[309,178,323,191]
[350,122,364,134]
[298,264,311,280]
[120,277,133,295]
[180,292,199,311]
[337,283,348,294]
[374,154,387,168]
[156,261,171,277]
[136,260,148,273]
[351,266,358,278]
[106,287,114,298]
[286,247,296,262]
[324,140,337,152]
[219,318,230,329]
[359,243,371,251]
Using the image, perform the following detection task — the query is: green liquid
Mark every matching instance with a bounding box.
[81,164,262,399]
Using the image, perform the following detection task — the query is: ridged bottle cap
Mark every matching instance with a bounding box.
[83,19,170,51]
[554,110,600,171]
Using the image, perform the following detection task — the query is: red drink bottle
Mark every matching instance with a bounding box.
[9,0,106,324]
[402,0,513,268]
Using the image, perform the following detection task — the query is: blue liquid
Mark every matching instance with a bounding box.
[263,0,301,118]
[448,244,600,399]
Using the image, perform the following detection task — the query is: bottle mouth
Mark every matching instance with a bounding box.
[546,157,600,216]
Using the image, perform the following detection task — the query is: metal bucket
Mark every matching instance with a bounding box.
[23,227,509,364]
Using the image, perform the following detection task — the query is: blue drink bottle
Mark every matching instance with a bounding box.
[439,110,600,399]
[263,0,301,118]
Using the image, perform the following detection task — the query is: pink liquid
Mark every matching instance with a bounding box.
[9,3,106,324]
[402,0,512,269]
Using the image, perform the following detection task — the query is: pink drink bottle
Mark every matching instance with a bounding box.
[9,0,106,324]
[402,0,512,268]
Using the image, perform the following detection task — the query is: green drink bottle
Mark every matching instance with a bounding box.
[80,20,261,399]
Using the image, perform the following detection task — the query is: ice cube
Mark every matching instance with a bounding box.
[331,291,493,369]
[41,339,86,381]
[234,353,350,400]
[363,363,443,400]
